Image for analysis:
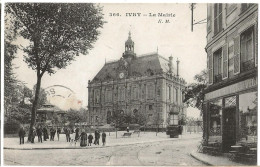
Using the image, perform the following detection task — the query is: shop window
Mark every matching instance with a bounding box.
[239,92,257,143]
[209,99,222,136]
[240,26,254,72]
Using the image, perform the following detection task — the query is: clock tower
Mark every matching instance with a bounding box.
[122,31,136,63]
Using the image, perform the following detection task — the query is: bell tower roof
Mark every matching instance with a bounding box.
[125,31,134,45]
[123,31,135,61]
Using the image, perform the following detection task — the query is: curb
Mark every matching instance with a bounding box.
[190,151,212,166]
[4,136,201,150]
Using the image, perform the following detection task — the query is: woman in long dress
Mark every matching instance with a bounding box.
[80,129,87,147]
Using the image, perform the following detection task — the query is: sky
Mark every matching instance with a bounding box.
[12,3,207,118]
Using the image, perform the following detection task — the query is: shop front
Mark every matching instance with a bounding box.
[204,77,257,153]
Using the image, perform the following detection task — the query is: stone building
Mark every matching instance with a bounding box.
[87,32,187,127]
[203,3,257,152]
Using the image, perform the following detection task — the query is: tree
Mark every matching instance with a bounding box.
[183,69,207,111]
[4,6,19,119]
[7,3,105,140]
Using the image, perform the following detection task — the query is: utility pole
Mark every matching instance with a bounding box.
[191,3,194,32]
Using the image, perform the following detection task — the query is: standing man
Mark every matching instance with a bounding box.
[88,133,93,146]
[43,126,48,141]
[96,130,100,145]
[57,127,61,141]
[18,126,26,145]
[102,131,106,146]
[37,126,43,143]
[31,127,36,143]
[94,130,97,145]
[66,127,71,142]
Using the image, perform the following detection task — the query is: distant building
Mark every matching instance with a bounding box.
[204,4,257,152]
[87,32,187,127]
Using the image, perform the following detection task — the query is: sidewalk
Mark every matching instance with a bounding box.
[4,131,201,150]
[190,150,246,166]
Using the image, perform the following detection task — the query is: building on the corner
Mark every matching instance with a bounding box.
[203,3,258,152]
[87,32,187,127]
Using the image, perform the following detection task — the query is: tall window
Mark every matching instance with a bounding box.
[118,87,125,101]
[132,86,138,100]
[241,27,254,72]
[175,88,178,104]
[207,5,212,32]
[214,4,223,35]
[213,48,222,83]
[241,3,252,13]
[147,83,155,99]
[167,85,171,100]
[226,3,236,15]
[94,90,100,104]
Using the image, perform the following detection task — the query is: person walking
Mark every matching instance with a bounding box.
[57,127,61,141]
[18,126,26,145]
[102,131,106,146]
[37,126,43,143]
[80,129,87,147]
[88,133,93,146]
[66,127,71,142]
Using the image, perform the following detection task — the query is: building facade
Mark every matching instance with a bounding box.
[204,3,258,152]
[87,32,187,127]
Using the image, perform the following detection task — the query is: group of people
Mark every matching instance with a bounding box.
[18,126,107,147]
[71,128,107,147]
[18,126,63,144]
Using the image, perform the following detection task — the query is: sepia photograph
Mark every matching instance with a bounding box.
[3,2,258,166]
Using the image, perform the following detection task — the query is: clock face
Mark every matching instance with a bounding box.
[119,72,125,79]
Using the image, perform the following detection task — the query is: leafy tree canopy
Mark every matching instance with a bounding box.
[183,69,207,111]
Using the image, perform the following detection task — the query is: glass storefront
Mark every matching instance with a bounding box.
[209,99,222,137]
[238,91,257,143]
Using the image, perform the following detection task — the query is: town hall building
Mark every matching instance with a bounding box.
[87,32,187,127]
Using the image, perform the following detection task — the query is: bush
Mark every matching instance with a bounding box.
[4,120,21,134]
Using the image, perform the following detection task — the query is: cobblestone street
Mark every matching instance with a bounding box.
[4,135,204,166]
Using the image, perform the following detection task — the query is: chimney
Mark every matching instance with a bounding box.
[176,58,180,77]
[168,55,173,74]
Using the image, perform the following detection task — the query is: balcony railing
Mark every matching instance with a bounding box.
[214,74,222,83]
[241,59,255,72]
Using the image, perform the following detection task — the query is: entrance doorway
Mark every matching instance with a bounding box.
[222,106,236,152]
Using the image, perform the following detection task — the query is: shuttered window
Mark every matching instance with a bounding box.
[255,24,258,66]
[234,36,240,74]
[228,43,234,78]
[222,44,228,79]
[240,27,254,72]
[214,4,223,35]
[213,48,222,83]
[208,54,213,84]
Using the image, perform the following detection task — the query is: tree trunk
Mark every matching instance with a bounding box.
[28,75,42,142]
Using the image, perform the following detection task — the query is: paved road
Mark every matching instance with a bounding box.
[4,138,205,166]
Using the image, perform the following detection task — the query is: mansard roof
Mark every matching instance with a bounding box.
[91,52,175,82]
